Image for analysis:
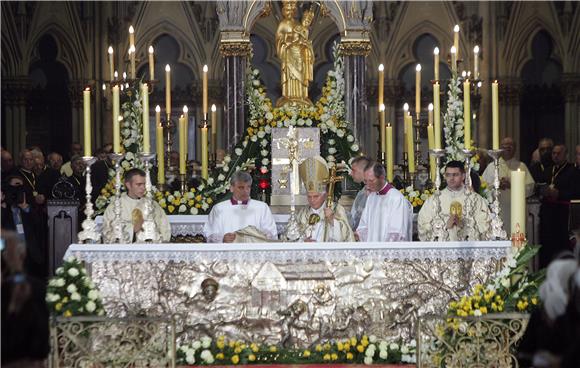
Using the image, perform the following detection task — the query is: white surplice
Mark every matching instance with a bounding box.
[348,187,369,230]
[417,187,491,241]
[482,157,535,233]
[203,199,278,243]
[356,184,413,242]
[102,193,171,243]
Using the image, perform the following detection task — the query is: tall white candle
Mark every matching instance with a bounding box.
[433,47,440,81]
[112,85,120,153]
[148,46,155,80]
[473,45,480,79]
[453,25,460,60]
[433,82,441,149]
[492,81,500,149]
[165,65,171,116]
[108,46,114,81]
[415,64,421,115]
[141,83,150,152]
[83,88,91,157]
[463,80,471,150]
[451,46,457,73]
[202,65,208,116]
[510,169,526,235]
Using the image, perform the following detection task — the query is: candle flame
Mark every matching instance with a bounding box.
[108,46,114,54]
[155,105,161,113]
[473,45,480,54]
[428,103,433,111]
[454,25,460,33]
[203,65,208,73]
[129,25,134,34]
[148,46,154,54]
[118,116,123,122]
[211,104,217,112]
[165,64,171,72]
[378,64,384,72]
[416,64,422,72]
[477,81,482,88]
[129,45,135,54]
[183,105,188,113]
[114,71,118,78]
[451,46,457,54]
[102,83,106,91]
[379,103,385,112]
[85,87,90,91]
[122,72,127,79]
[434,47,439,55]
[403,103,409,111]
[462,70,467,78]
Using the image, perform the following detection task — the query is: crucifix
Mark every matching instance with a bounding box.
[324,165,343,209]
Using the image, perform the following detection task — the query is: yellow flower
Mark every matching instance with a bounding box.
[229,341,236,348]
[188,200,194,206]
[248,354,256,362]
[323,343,331,351]
[331,353,338,360]
[303,350,311,358]
[350,337,357,346]
[269,346,277,353]
[216,341,225,350]
[532,297,538,305]
[62,296,69,303]
[63,310,72,317]
[336,342,344,351]
[346,352,354,360]
[168,205,175,213]
[234,347,242,354]
[343,342,351,351]
[357,344,365,353]
[479,306,488,314]
[195,195,202,202]
[323,354,331,361]
[207,198,213,204]
[55,303,63,311]
[231,355,240,364]
[251,343,259,353]
[315,344,323,352]
[216,353,225,359]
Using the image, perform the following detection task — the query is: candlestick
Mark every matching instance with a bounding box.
[386,123,393,182]
[433,82,441,149]
[108,152,127,243]
[492,81,500,150]
[451,46,457,73]
[202,65,208,116]
[403,102,409,155]
[141,83,150,152]
[179,115,186,175]
[511,169,526,236]
[473,45,480,79]
[211,104,217,158]
[453,24,460,60]
[129,45,136,79]
[112,85,120,153]
[378,64,384,108]
[155,106,165,185]
[136,153,161,243]
[463,79,471,149]
[83,88,91,157]
[429,148,447,240]
[415,64,421,116]
[379,103,386,159]
[148,46,155,80]
[108,46,114,81]
[77,156,100,243]
[433,47,440,81]
[201,123,208,180]
[427,123,435,182]
[165,65,171,116]
[487,148,507,239]
[404,108,415,174]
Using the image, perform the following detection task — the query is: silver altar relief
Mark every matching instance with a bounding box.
[82,243,508,347]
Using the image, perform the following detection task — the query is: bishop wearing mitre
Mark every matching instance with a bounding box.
[296,156,354,242]
[102,168,171,243]
[418,160,491,241]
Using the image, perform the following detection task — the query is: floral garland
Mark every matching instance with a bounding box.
[45,257,106,317]
[442,75,479,172]
[176,335,416,366]
[399,186,435,213]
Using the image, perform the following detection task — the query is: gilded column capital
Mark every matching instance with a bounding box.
[219,41,252,57]
[339,39,371,57]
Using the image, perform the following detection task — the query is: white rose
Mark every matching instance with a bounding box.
[205,356,214,364]
[265,112,274,121]
[185,352,195,365]
[253,69,259,76]
[319,123,327,131]
[409,339,417,347]
[473,309,482,317]
[401,354,415,363]
[201,202,209,210]
[379,341,388,351]
[70,292,81,301]
[328,139,335,145]
[365,346,376,357]
[389,343,399,350]
[328,147,337,154]
[56,267,64,275]
[364,356,373,365]
[200,349,213,361]
[261,150,269,157]
[401,346,409,354]
[223,155,231,163]
[86,300,96,313]
[252,80,260,87]
[45,293,60,303]
[350,144,359,152]
[192,340,202,350]
[167,195,175,202]
[501,278,510,288]
[369,335,377,343]
[264,125,272,133]
[347,134,355,142]
[257,130,266,138]
[306,119,313,126]
[201,336,212,348]
[98,309,105,316]
[178,205,186,213]
[235,148,243,156]
[190,207,199,215]
[56,278,66,287]
[88,290,99,300]
[198,184,205,191]
[261,158,270,165]
[218,174,225,181]
[297,119,304,126]
[251,135,258,142]
[327,155,335,162]
[67,284,78,293]
[379,349,388,359]
[222,165,229,172]
[261,139,268,147]
[207,177,214,185]
[337,129,345,138]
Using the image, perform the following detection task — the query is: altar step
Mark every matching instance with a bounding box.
[180,365,415,368]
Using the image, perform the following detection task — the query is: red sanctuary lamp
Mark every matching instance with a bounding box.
[258,167,270,202]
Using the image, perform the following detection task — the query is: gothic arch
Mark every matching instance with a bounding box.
[0,7,21,76]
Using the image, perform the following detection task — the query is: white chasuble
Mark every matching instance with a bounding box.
[356,184,413,242]
[102,193,171,243]
[417,187,491,241]
[296,202,355,242]
[204,199,278,243]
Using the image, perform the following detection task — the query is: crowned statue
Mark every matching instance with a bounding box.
[276,0,315,108]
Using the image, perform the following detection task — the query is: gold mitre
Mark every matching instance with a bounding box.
[299,156,329,193]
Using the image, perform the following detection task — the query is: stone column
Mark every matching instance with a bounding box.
[561,73,580,159]
[2,77,31,155]
[219,41,252,151]
[68,80,86,146]
[500,78,522,158]
[340,40,371,152]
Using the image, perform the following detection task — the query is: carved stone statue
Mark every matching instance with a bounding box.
[276,0,315,107]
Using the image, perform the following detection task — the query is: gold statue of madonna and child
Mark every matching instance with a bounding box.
[276,0,315,108]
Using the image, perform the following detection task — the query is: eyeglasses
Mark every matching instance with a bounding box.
[444,172,463,178]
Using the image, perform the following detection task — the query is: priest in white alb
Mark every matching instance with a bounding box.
[204,171,278,243]
[356,162,413,242]
[102,168,171,242]
[347,156,372,230]
[295,156,354,242]
[482,137,534,233]
[418,160,491,241]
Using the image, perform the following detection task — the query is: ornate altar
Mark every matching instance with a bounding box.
[65,241,510,348]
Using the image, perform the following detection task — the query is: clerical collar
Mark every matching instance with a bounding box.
[446,186,465,197]
[377,183,393,195]
[230,198,249,205]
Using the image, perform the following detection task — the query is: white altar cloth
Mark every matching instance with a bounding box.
[65,241,511,346]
